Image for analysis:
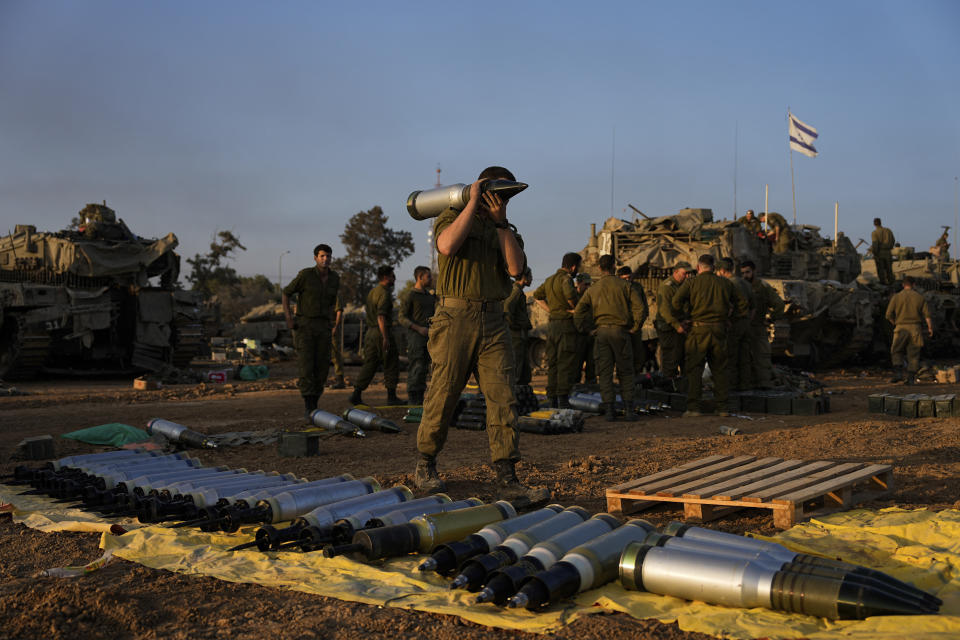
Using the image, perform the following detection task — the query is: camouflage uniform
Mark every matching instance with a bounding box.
[726,275,754,391]
[574,274,645,406]
[283,267,340,399]
[417,208,520,464]
[672,271,747,413]
[401,287,436,402]
[655,276,686,377]
[533,269,579,401]
[504,281,532,385]
[628,280,649,373]
[885,288,930,375]
[747,278,784,388]
[872,225,896,285]
[354,283,399,395]
[765,213,793,254]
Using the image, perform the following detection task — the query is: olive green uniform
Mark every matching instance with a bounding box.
[672,271,748,412]
[885,288,930,374]
[574,275,645,404]
[355,283,399,394]
[330,293,344,378]
[872,225,896,285]
[739,215,761,235]
[418,208,520,463]
[655,277,686,377]
[533,269,579,399]
[747,278,784,388]
[401,288,436,399]
[283,267,340,398]
[505,281,532,385]
[726,275,754,391]
[572,307,597,385]
[766,213,793,254]
[629,280,649,373]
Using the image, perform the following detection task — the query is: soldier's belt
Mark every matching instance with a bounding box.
[438,297,503,313]
[692,321,724,327]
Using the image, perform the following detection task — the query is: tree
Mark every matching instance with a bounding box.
[186,230,247,298]
[332,206,414,305]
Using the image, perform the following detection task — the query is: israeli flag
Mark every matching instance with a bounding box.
[789,113,818,158]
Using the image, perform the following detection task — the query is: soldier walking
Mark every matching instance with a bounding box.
[533,252,582,408]
[350,265,403,406]
[654,262,691,380]
[718,258,754,391]
[872,218,896,285]
[740,260,784,389]
[885,276,933,384]
[400,266,436,405]
[414,166,548,504]
[574,255,646,421]
[672,255,747,416]
[617,266,650,375]
[504,268,534,385]
[282,243,341,421]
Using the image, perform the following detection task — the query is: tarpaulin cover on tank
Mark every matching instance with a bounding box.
[0,489,956,637]
[44,233,179,277]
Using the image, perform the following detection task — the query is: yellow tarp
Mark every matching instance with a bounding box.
[3,483,959,638]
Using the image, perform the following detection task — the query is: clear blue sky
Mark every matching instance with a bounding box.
[2,1,958,287]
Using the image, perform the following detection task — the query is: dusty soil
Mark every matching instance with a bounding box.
[1,362,958,640]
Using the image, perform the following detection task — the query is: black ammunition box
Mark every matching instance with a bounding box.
[740,393,767,414]
[278,431,321,457]
[766,394,794,415]
[791,397,823,416]
[668,393,688,412]
[16,435,55,460]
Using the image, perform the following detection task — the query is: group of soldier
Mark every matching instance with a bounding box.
[282,175,933,502]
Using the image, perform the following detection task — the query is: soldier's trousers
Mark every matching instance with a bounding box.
[330,325,344,377]
[294,318,332,397]
[657,327,685,377]
[418,301,519,463]
[685,324,729,411]
[355,327,399,392]
[406,329,430,395]
[510,330,531,386]
[727,319,751,391]
[630,331,647,374]
[545,317,578,398]
[876,254,894,285]
[747,324,773,388]
[572,331,596,385]
[595,326,635,404]
[891,326,923,372]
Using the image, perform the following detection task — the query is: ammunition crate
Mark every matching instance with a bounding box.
[668,392,688,412]
[899,394,921,418]
[727,393,743,412]
[740,393,767,414]
[867,393,886,414]
[647,389,671,406]
[16,435,55,460]
[791,396,823,416]
[277,431,321,457]
[934,395,957,417]
[882,396,901,416]
[918,396,936,418]
[766,394,794,416]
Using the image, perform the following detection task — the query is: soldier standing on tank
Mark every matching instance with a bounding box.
[718,258,754,391]
[574,254,645,421]
[885,276,933,384]
[533,252,582,408]
[350,266,403,406]
[617,266,650,375]
[414,166,548,504]
[739,209,761,235]
[571,272,597,385]
[655,262,691,381]
[871,218,896,285]
[400,266,436,405]
[282,243,341,422]
[740,260,784,389]
[933,228,950,262]
[328,294,346,389]
[672,255,747,417]
[759,212,793,254]
[505,268,533,386]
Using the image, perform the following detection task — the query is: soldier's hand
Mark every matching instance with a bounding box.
[418,326,429,337]
[382,337,390,353]
[481,190,507,224]
[676,325,686,334]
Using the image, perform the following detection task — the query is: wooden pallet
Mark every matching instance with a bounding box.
[606,455,893,529]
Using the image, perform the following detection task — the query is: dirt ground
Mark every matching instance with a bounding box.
[1,362,958,640]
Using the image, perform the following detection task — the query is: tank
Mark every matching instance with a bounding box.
[0,203,205,378]
[531,206,884,369]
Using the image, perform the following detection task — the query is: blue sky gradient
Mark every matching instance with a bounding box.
[2,1,958,287]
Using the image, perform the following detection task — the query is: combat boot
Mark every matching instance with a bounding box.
[349,388,363,406]
[386,389,405,406]
[622,401,635,420]
[331,375,346,389]
[408,390,423,405]
[414,456,446,493]
[904,371,917,386]
[557,395,571,409]
[604,403,618,422]
[493,460,550,506]
[302,395,318,424]
[888,367,904,383]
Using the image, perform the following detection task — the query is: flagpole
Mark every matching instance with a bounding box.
[789,110,798,225]
[834,202,838,249]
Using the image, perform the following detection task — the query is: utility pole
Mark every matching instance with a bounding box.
[278,250,290,290]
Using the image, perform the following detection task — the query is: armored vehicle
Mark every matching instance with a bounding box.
[0,203,205,378]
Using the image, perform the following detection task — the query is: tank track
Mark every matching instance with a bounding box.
[0,315,52,380]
